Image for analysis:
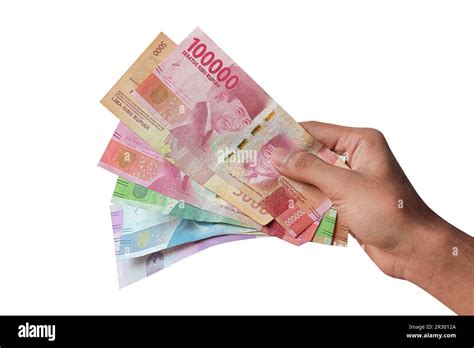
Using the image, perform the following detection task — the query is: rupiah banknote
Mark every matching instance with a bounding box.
[116,235,257,288]
[111,203,259,259]
[99,122,259,229]
[262,207,339,246]
[111,205,259,288]
[110,202,339,288]
[133,28,349,239]
[111,177,250,226]
[101,30,348,246]
[100,32,271,226]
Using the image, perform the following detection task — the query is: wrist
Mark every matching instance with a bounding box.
[402,217,454,285]
[402,216,473,313]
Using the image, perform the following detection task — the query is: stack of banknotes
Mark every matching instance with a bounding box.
[99,28,350,288]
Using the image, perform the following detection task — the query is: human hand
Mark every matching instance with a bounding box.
[271,121,473,314]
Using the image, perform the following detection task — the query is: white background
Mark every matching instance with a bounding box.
[0,0,472,315]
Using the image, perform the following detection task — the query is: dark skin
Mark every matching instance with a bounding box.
[271,121,474,314]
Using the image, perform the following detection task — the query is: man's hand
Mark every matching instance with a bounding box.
[271,121,474,314]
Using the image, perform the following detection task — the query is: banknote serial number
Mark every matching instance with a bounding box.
[284,209,305,227]
[152,41,168,57]
[187,37,239,89]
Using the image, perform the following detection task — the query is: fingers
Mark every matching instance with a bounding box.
[271,148,352,195]
[300,121,356,154]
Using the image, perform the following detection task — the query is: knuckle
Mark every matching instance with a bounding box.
[368,128,384,139]
[361,128,385,144]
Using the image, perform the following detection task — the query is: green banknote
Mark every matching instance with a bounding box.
[112,177,250,227]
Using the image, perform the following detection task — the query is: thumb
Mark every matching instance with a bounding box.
[271,147,352,195]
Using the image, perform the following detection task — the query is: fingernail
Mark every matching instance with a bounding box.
[271,147,293,169]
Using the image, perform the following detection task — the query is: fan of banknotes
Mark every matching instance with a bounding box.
[99,28,349,288]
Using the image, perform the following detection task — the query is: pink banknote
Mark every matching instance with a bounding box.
[99,122,259,228]
[133,28,347,239]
